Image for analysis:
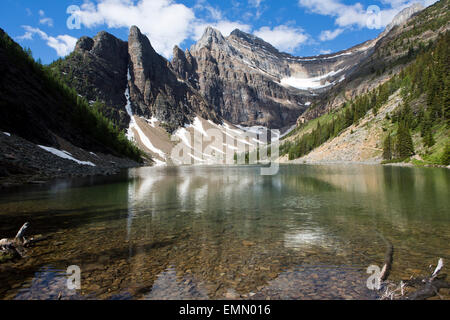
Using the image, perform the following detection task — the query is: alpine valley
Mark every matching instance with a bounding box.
[1,1,448,176]
[0,0,449,302]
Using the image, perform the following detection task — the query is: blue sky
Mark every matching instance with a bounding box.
[0,0,437,64]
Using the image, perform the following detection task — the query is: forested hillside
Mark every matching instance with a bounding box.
[281,16,449,166]
[0,29,142,162]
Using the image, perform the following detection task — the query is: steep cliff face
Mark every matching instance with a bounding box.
[128,26,219,132]
[0,28,141,184]
[51,2,433,139]
[51,31,130,129]
[184,27,376,129]
[187,27,303,129]
[171,46,198,86]
[380,3,424,38]
[53,27,219,134]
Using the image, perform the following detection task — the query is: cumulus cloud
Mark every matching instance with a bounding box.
[254,25,308,53]
[38,10,54,27]
[319,28,344,41]
[192,1,252,39]
[72,0,251,58]
[17,26,77,57]
[73,0,195,58]
[299,0,438,30]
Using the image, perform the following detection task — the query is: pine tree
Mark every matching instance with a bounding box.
[395,122,415,158]
[441,143,450,166]
[383,133,392,160]
[423,128,435,148]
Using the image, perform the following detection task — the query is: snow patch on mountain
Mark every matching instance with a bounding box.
[38,145,96,166]
[280,68,345,90]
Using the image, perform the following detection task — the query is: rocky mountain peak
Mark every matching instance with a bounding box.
[128,26,158,108]
[381,3,425,37]
[172,45,184,61]
[75,36,94,52]
[126,25,219,128]
[128,25,157,56]
[191,26,233,54]
[171,45,197,84]
[91,31,128,63]
[229,29,280,55]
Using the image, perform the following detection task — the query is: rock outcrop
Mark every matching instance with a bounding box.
[128,26,219,132]
[185,27,377,129]
[381,3,425,37]
[52,31,130,129]
[51,3,429,135]
[53,27,219,133]
[0,28,140,184]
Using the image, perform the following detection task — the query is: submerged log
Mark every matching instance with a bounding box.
[376,232,393,282]
[377,234,450,300]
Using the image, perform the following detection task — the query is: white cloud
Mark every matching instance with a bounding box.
[17,31,33,41]
[249,0,264,8]
[320,49,332,54]
[74,0,196,58]
[254,25,308,53]
[39,18,54,27]
[319,28,344,41]
[73,0,254,58]
[38,10,54,27]
[18,26,77,57]
[299,0,437,30]
[192,1,252,39]
[75,0,248,58]
[194,1,223,20]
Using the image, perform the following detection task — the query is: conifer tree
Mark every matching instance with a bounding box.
[383,133,392,160]
[423,127,435,148]
[441,143,450,166]
[395,122,415,158]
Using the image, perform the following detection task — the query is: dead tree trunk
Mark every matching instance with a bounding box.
[0,222,30,258]
[377,233,450,300]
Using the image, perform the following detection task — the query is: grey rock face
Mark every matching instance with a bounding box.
[382,3,424,37]
[53,27,218,132]
[53,31,130,129]
[128,26,219,131]
[171,46,198,87]
[53,3,425,132]
[186,27,376,128]
[75,36,94,51]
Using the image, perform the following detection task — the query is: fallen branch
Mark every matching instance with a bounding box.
[376,232,393,282]
[376,233,450,300]
[0,222,30,259]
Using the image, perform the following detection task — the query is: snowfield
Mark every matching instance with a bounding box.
[280,68,345,90]
[38,145,96,166]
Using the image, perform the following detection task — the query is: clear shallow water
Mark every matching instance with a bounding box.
[0,165,449,300]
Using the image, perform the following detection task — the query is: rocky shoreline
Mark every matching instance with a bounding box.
[0,131,142,188]
[279,158,449,169]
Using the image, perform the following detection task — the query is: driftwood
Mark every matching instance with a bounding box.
[0,222,31,259]
[377,232,393,282]
[377,233,450,300]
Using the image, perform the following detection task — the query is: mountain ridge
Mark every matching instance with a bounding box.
[51,2,429,133]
